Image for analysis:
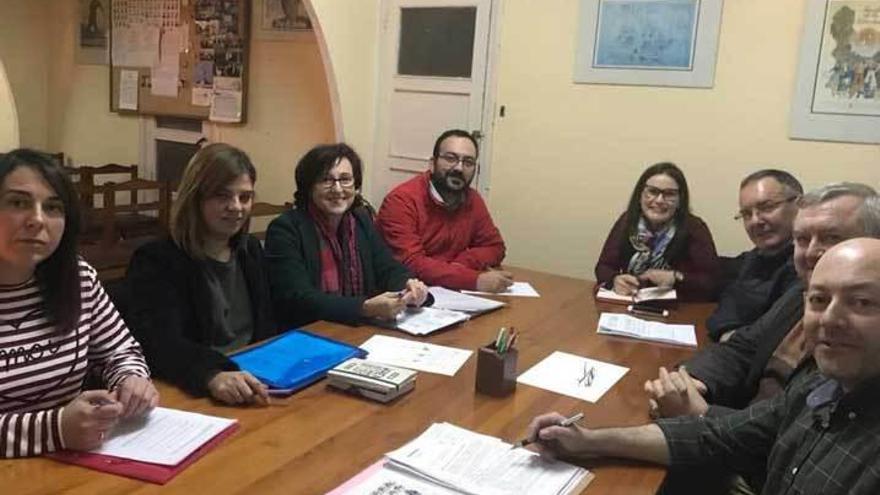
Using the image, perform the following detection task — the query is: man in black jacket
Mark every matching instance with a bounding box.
[706,170,801,341]
[646,182,880,419]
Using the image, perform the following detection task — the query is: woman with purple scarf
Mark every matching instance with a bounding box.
[595,162,720,301]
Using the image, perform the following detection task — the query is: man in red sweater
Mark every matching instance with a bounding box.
[376,129,509,292]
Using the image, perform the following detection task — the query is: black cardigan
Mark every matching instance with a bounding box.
[123,235,278,396]
[264,207,413,329]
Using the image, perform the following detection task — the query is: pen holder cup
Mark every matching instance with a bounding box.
[475,345,518,397]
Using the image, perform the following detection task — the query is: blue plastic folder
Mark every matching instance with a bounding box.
[230,330,366,395]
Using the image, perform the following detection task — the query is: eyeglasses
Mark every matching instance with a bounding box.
[318,175,355,190]
[734,196,798,221]
[578,363,596,387]
[436,152,478,169]
[643,185,680,201]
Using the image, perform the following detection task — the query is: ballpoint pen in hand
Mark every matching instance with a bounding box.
[510,412,584,449]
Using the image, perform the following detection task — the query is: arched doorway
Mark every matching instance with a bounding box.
[0,58,20,151]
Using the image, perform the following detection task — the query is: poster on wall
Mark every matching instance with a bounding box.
[77,0,110,65]
[790,0,880,143]
[254,0,313,41]
[573,0,723,88]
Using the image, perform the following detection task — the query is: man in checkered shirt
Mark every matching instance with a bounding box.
[526,238,880,495]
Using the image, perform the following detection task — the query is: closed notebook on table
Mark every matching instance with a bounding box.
[230,329,367,394]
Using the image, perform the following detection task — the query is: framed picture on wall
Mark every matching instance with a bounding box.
[253,0,314,41]
[790,0,880,144]
[573,0,723,88]
[76,0,110,65]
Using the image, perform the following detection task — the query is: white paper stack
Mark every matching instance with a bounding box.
[597,312,697,347]
[336,422,592,495]
[429,286,506,314]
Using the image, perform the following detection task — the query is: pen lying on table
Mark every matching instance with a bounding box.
[510,412,584,449]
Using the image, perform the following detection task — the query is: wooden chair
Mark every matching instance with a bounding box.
[249,201,292,240]
[95,178,172,246]
[71,164,139,242]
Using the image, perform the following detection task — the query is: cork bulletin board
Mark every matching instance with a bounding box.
[109,0,249,123]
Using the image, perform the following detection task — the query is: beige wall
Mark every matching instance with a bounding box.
[0,58,19,151]
[488,0,880,279]
[309,0,380,197]
[0,0,51,149]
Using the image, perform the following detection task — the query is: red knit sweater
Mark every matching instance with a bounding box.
[376,172,506,290]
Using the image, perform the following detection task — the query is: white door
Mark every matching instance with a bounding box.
[371,0,495,205]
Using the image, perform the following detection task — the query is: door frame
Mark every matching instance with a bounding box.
[370,0,502,203]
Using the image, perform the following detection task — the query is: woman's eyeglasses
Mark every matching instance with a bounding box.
[319,176,355,189]
[643,185,680,201]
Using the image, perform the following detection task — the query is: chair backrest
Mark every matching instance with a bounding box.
[249,201,292,239]
[77,163,139,208]
[96,178,171,246]
[250,201,292,218]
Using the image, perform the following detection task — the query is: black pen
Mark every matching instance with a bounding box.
[511,412,584,449]
[627,304,670,318]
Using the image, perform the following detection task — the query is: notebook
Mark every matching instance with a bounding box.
[47,407,238,485]
[230,329,367,394]
[329,422,593,495]
[597,312,697,347]
[595,286,677,304]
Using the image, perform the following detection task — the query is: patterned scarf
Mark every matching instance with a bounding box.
[309,205,364,296]
[627,216,676,275]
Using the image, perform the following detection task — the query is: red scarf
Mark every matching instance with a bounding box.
[309,205,364,296]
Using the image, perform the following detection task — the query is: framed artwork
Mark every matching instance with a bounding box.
[253,0,314,41]
[573,0,723,88]
[76,0,110,65]
[790,0,880,144]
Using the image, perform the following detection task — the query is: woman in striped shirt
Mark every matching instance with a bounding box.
[0,149,158,458]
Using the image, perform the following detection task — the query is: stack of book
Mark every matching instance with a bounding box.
[327,358,417,403]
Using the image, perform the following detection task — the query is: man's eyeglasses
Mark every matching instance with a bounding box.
[643,185,680,201]
[734,196,798,221]
[436,153,478,169]
[319,176,355,189]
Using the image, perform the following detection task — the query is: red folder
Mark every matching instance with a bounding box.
[46,421,239,485]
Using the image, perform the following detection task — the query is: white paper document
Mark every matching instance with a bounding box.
[596,286,677,303]
[118,70,139,110]
[92,407,236,466]
[360,334,472,376]
[597,312,697,347]
[391,306,470,336]
[381,422,591,495]
[462,282,540,298]
[517,351,629,403]
[429,286,506,314]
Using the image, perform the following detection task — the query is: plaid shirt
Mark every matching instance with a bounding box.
[656,360,880,495]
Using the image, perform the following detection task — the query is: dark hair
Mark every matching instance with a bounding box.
[171,143,257,259]
[431,129,479,159]
[740,169,803,196]
[293,143,364,210]
[623,162,691,236]
[0,149,82,334]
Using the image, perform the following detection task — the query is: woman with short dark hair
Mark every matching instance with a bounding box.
[595,162,720,301]
[265,143,428,328]
[126,143,278,406]
[0,149,157,458]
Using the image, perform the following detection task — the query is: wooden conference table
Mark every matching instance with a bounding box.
[6,267,713,495]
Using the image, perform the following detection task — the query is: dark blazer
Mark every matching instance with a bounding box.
[264,207,413,329]
[124,235,278,396]
[594,212,721,301]
[706,244,799,341]
[685,281,805,411]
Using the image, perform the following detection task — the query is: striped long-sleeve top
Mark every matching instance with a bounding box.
[0,259,150,458]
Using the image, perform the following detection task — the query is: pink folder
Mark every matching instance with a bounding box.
[46,422,239,485]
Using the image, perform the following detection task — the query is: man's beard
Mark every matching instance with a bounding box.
[431,169,471,210]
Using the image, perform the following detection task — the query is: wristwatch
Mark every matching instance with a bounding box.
[673,270,684,284]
